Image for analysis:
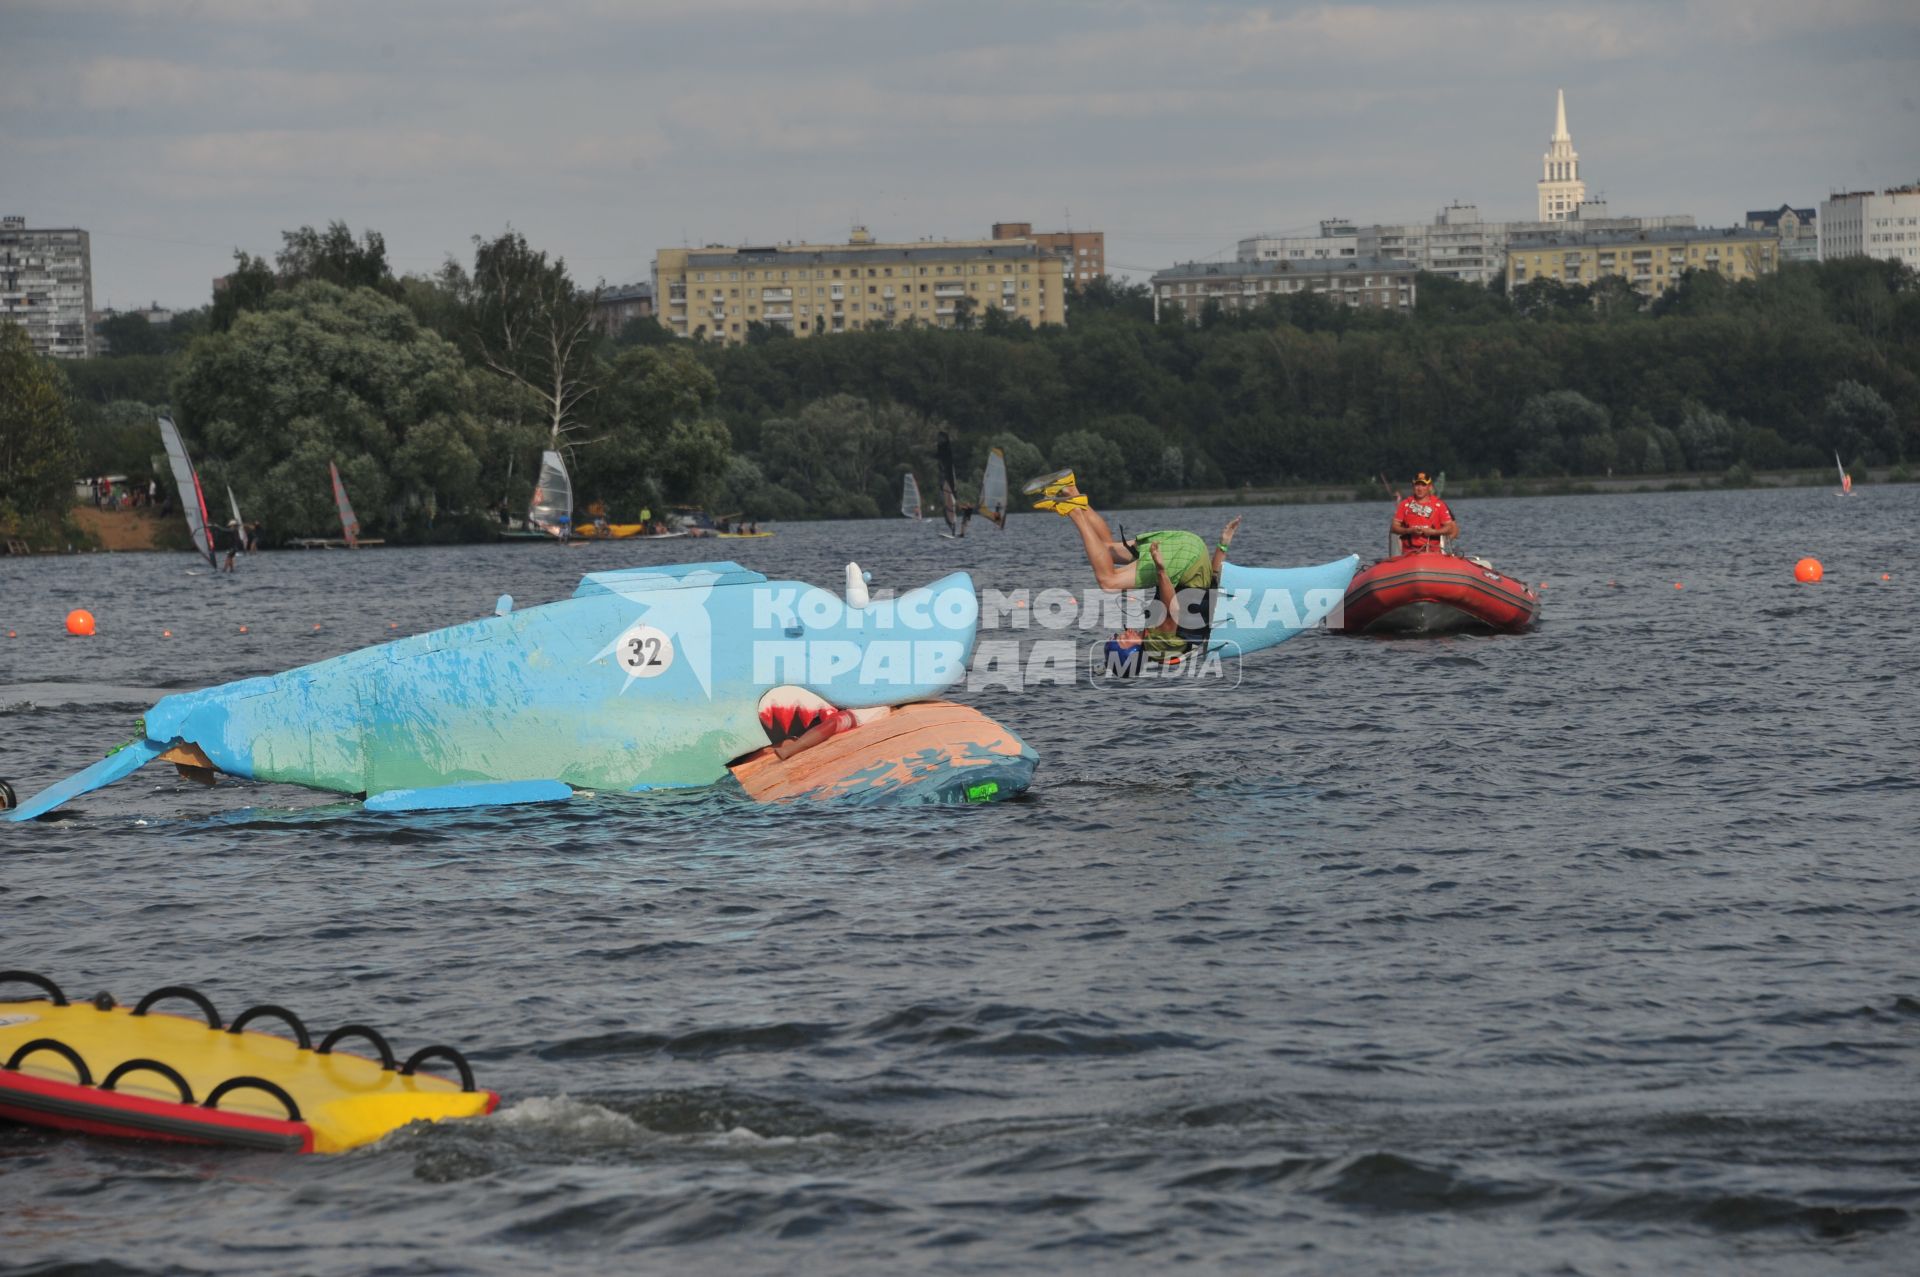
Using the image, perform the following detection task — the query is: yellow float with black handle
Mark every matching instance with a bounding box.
[0,972,497,1154]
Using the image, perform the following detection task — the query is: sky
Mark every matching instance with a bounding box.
[3,0,1916,312]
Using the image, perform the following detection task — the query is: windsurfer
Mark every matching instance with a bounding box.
[1026,470,1237,672]
[1390,472,1458,554]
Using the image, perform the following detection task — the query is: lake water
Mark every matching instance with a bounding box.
[2,486,1915,1274]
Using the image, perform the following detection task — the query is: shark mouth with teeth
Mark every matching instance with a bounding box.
[757,686,839,746]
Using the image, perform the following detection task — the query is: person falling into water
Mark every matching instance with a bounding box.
[1389,472,1458,555]
[1026,469,1239,674]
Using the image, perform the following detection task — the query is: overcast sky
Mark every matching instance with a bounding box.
[4,0,1915,311]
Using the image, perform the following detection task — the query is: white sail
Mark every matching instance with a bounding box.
[529,449,573,539]
[977,448,1008,529]
[901,472,922,520]
[1836,451,1852,495]
[227,485,246,551]
[157,414,216,567]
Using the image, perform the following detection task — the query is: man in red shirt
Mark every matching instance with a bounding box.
[1390,472,1458,554]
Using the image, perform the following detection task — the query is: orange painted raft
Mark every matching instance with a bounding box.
[729,701,1036,805]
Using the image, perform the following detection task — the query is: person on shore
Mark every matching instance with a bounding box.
[1025,470,1238,673]
[1390,472,1458,555]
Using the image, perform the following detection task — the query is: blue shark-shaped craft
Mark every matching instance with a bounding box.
[4,562,1038,819]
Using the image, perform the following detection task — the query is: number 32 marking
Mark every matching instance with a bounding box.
[615,624,675,677]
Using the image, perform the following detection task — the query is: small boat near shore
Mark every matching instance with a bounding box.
[1341,551,1539,635]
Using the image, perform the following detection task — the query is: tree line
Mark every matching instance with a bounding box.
[3,221,1916,546]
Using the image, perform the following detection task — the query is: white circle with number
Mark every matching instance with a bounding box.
[615,624,675,678]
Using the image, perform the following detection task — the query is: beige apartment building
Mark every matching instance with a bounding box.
[653,228,1067,344]
[1506,227,1778,298]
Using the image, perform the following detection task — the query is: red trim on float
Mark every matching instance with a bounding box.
[0,1070,313,1152]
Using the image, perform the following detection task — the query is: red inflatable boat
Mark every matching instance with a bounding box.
[1341,551,1539,635]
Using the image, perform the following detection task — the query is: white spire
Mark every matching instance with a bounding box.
[1538,89,1586,221]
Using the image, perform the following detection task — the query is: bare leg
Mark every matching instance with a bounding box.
[1066,510,1137,591]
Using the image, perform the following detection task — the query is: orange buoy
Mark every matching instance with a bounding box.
[1793,557,1823,583]
[65,609,95,636]
[1882,573,1891,581]
[6,630,15,638]
[161,630,172,639]
[238,625,249,633]
[388,622,399,630]
[1673,582,1684,590]
[312,623,322,631]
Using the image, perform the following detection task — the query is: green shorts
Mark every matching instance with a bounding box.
[1131,531,1213,592]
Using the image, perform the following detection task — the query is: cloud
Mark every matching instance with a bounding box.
[68,57,374,111]
[9,0,316,19]
[139,125,671,196]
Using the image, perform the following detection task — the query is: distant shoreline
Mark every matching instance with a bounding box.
[1127,466,1912,510]
[11,466,1908,554]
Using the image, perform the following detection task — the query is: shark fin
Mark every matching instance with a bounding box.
[362,780,573,813]
[5,737,169,822]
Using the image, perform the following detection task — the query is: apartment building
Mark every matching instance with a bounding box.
[1237,220,1359,264]
[1151,256,1417,322]
[0,215,95,358]
[1506,227,1778,297]
[590,282,654,337]
[1818,186,1920,267]
[992,222,1105,290]
[1746,204,1819,264]
[653,228,1067,344]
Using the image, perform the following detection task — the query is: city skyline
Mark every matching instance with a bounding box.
[3,0,1915,311]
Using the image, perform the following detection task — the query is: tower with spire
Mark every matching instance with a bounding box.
[1537,89,1587,222]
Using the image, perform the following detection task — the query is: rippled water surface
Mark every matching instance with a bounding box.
[3,487,1917,1275]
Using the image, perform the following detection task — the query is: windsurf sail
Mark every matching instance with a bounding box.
[976,448,1008,530]
[329,461,360,549]
[529,449,573,540]
[901,472,923,520]
[936,432,961,537]
[156,414,216,568]
[1836,451,1852,495]
[226,485,245,552]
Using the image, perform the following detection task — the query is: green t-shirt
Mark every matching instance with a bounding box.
[1131,530,1214,592]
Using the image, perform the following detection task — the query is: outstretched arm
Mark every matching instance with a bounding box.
[1211,515,1240,577]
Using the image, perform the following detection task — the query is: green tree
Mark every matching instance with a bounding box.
[96,312,170,357]
[175,281,496,539]
[0,323,78,519]
[757,394,940,517]
[984,432,1046,489]
[1516,390,1610,475]
[1050,428,1129,502]
[1822,379,1901,464]
[209,251,276,333]
[1675,402,1735,470]
[583,344,733,515]
[459,229,603,449]
[276,221,397,294]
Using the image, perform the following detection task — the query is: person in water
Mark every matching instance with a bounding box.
[1390,472,1458,554]
[1026,470,1239,673]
